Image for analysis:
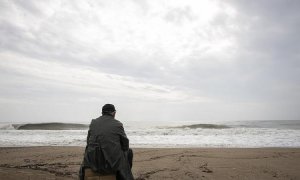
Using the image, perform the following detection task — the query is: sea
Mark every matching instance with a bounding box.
[0,120,299,148]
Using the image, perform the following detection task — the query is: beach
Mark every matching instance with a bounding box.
[0,147,299,180]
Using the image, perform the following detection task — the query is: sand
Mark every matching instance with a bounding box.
[0,147,299,180]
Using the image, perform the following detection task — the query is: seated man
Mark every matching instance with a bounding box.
[79,104,134,180]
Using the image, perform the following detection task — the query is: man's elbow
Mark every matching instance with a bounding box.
[121,139,129,151]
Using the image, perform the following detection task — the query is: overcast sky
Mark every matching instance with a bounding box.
[0,0,299,123]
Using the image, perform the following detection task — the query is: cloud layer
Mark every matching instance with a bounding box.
[0,0,299,123]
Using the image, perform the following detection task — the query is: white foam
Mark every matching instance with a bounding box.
[0,123,15,130]
[0,127,299,147]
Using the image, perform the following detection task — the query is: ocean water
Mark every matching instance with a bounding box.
[0,120,299,148]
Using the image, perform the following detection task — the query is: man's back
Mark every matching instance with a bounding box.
[81,105,134,180]
[85,115,129,171]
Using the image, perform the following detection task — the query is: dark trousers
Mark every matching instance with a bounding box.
[116,148,134,180]
[127,148,133,169]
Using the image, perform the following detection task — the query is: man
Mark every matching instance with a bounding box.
[79,104,134,180]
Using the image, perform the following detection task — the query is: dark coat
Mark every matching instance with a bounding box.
[81,115,133,180]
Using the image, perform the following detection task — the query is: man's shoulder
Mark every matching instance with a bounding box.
[92,116,123,126]
[91,117,100,123]
[113,118,123,126]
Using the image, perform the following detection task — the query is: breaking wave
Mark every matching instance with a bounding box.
[0,123,88,130]
[168,123,231,129]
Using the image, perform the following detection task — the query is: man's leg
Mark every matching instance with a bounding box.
[116,149,134,180]
[78,164,85,180]
[127,148,133,169]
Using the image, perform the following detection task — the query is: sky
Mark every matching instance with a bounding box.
[0,0,299,123]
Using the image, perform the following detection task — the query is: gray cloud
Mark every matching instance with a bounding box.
[0,0,299,123]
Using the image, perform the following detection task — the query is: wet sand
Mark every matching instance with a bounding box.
[0,147,299,180]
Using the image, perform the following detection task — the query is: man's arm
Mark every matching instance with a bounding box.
[119,125,129,151]
[87,129,91,143]
[86,120,94,143]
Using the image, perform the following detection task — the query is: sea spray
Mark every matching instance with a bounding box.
[0,120,299,147]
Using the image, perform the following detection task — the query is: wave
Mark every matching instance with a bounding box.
[0,123,88,130]
[169,123,231,129]
[0,123,16,130]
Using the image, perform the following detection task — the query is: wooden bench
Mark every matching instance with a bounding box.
[84,168,116,180]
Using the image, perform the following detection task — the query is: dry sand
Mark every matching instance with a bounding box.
[0,147,299,180]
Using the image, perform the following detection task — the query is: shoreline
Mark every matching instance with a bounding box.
[1,146,300,179]
[2,145,300,148]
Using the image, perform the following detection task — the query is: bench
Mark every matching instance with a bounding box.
[84,168,116,180]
